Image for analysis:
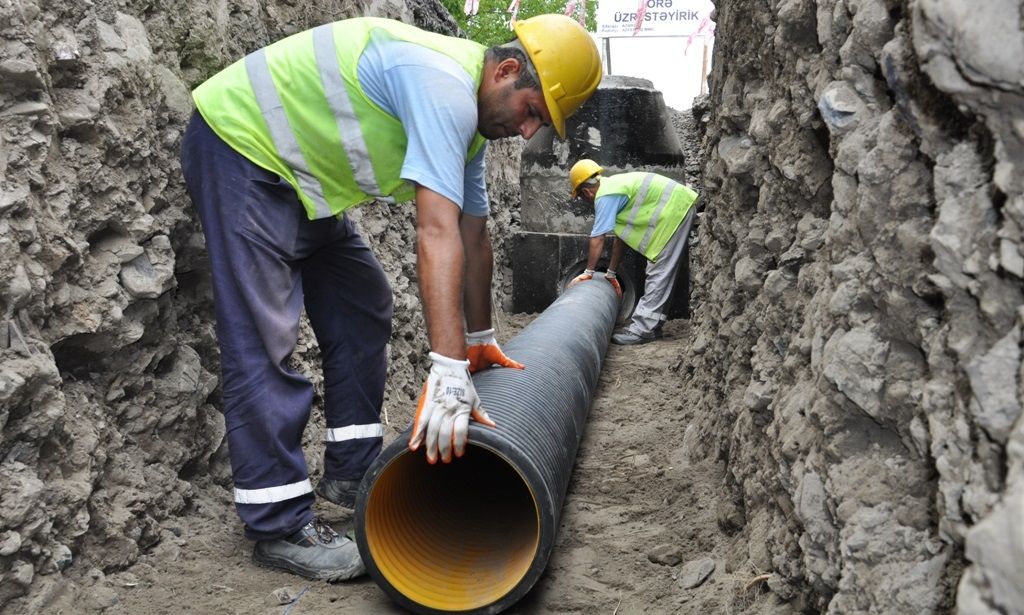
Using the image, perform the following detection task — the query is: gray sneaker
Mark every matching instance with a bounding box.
[612,330,655,345]
[315,478,360,509]
[253,517,365,581]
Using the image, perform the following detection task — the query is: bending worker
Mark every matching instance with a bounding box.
[568,160,698,345]
[180,15,601,581]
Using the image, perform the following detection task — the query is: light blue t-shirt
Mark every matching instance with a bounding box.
[591,194,630,236]
[358,34,489,217]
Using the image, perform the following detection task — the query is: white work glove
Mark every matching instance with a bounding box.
[568,269,595,287]
[465,329,526,374]
[408,352,496,464]
[603,269,623,299]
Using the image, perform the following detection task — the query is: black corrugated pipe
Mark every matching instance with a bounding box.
[353,278,619,614]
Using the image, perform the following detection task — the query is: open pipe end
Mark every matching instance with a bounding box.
[358,444,541,613]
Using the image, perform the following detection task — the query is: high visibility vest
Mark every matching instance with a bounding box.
[193,17,488,220]
[598,172,698,261]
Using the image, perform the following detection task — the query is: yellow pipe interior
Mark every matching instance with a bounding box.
[363,446,540,612]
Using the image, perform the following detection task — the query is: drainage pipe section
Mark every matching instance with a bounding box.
[354,278,619,614]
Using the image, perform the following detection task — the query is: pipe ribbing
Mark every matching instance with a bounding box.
[354,279,619,614]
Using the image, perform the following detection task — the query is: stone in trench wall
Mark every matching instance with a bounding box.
[680,0,1024,612]
[0,1,214,607]
[0,0,524,610]
[911,1,1024,612]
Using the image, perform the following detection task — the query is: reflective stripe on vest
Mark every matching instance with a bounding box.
[246,47,334,219]
[311,24,383,200]
[194,18,487,220]
[601,172,698,261]
[620,173,657,249]
[635,178,679,255]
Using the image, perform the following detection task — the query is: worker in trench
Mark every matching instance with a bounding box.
[179,15,601,581]
[567,160,698,345]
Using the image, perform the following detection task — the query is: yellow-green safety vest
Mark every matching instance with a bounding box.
[192,17,488,220]
[598,172,698,261]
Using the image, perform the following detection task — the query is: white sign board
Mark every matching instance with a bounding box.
[596,0,714,38]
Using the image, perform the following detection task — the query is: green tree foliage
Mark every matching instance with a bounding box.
[437,0,597,47]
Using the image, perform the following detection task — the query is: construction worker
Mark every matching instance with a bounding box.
[567,160,698,345]
[179,15,601,581]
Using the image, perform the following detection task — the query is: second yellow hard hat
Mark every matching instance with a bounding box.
[569,159,604,197]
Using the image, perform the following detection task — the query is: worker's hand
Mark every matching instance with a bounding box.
[408,352,496,463]
[569,269,595,288]
[466,329,525,374]
[604,270,624,299]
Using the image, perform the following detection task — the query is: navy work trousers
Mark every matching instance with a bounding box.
[180,112,393,540]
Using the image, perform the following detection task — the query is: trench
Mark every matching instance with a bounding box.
[3,1,1022,614]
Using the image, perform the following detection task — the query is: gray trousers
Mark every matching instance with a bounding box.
[626,208,695,337]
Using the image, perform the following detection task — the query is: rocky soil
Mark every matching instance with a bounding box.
[686,1,1024,612]
[2,0,1023,613]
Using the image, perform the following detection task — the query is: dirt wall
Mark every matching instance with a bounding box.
[685,0,1024,612]
[5,0,1023,612]
[0,0,524,609]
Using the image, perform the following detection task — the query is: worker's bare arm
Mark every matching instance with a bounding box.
[415,184,467,360]
[609,236,625,272]
[585,234,605,270]
[460,213,492,334]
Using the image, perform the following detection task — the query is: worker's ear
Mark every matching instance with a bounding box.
[492,57,522,83]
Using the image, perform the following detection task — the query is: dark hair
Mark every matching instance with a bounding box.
[484,42,540,91]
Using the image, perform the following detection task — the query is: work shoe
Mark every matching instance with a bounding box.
[315,478,360,509]
[612,330,655,345]
[253,517,365,581]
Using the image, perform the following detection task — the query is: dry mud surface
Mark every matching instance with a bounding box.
[70,317,788,615]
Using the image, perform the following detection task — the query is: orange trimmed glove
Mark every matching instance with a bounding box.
[465,329,525,374]
[569,269,595,287]
[408,352,496,464]
[604,270,623,299]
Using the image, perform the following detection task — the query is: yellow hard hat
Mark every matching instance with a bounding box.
[569,159,603,197]
[514,14,602,139]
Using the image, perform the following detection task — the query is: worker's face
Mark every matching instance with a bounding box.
[478,58,552,141]
[577,185,596,204]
